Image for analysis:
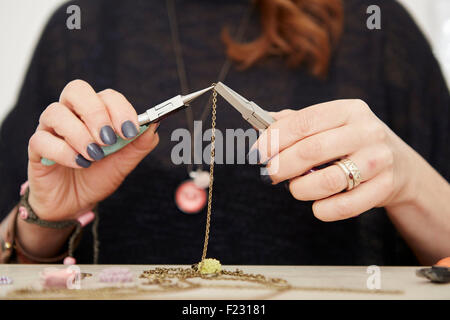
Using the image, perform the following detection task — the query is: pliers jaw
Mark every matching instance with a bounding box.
[214,82,274,129]
[137,86,214,125]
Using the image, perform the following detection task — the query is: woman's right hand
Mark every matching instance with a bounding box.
[27,79,160,221]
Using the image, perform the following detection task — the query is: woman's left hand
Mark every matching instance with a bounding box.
[253,99,421,221]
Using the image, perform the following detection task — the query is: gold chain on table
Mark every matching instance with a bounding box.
[201,85,217,262]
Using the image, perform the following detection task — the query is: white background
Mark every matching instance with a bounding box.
[0,0,449,123]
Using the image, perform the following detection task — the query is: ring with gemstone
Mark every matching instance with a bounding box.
[334,158,362,191]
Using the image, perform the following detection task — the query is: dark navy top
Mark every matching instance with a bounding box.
[1,0,448,265]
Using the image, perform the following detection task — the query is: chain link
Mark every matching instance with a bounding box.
[201,85,217,262]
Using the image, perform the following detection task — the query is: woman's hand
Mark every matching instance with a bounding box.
[254,99,421,221]
[27,79,159,221]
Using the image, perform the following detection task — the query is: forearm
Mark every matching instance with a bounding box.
[386,155,450,265]
[0,205,74,263]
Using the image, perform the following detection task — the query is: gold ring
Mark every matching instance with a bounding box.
[334,158,362,191]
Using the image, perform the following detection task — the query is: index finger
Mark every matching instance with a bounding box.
[253,100,358,163]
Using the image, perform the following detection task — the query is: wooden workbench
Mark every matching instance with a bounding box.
[0,265,448,299]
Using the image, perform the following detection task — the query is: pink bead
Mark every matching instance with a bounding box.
[40,267,79,289]
[77,211,95,227]
[18,206,29,220]
[98,267,133,283]
[63,256,76,265]
[19,181,29,196]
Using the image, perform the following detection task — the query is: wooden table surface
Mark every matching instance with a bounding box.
[0,265,448,300]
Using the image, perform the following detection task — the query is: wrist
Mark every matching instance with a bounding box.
[387,146,447,213]
[28,186,97,221]
[386,138,424,208]
[15,212,75,259]
[28,190,62,221]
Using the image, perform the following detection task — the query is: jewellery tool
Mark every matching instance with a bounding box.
[214,82,274,129]
[137,86,214,125]
[40,86,214,166]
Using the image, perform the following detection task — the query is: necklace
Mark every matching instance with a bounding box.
[141,85,292,289]
[147,0,295,293]
[167,0,253,214]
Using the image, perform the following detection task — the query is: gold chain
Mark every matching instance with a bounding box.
[139,85,291,293]
[201,85,217,262]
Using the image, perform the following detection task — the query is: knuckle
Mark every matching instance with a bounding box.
[65,79,88,92]
[98,88,121,99]
[368,122,387,142]
[290,110,315,137]
[39,103,64,125]
[81,106,106,121]
[381,145,394,168]
[352,99,371,113]
[60,79,89,102]
[320,170,344,193]
[334,197,353,220]
[381,172,395,193]
[28,132,40,151]
[297,139,322,161]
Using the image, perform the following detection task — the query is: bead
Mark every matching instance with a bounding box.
[40,267,79,289]
[99,267,133,283]
[77,211,95,227]
[19,181,29,196]
[175,181,207,214]
[198,258,221,274]
[0,276,13,285]
[4,242,12,250]
[192,171,210,189]
[63,256,76,265]
[18,206,29,220]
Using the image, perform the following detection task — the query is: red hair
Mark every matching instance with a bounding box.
[222,0,343,77]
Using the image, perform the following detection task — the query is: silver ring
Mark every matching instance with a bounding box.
[334,158,362,191]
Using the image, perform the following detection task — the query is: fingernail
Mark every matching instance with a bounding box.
[100,125,117,145]
[75,154,92,168]
[121,120,138,138]
[260,167,273,185]
[246,149,261,164]
[87,143,105,161]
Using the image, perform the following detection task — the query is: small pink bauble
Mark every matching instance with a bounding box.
[18,206,28,220]
[63,256,76,265]
[175,181,207,214]
[19,181,29,196]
